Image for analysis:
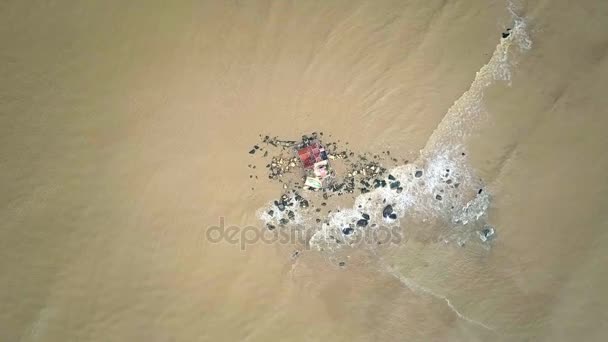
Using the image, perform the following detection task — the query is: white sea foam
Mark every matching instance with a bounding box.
[259,3,531,331]
[257,13,531,244]
[302,10,532,252]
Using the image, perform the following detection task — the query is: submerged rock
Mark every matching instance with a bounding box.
[356,219,368,227]
[342,227,354,235]
[479,226,495,242]
[383,205,394,218]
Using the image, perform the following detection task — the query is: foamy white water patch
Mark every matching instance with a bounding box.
[304,13,531,251]
[422,16,531,157]
[258,8,531,255]
[257,5,531,332]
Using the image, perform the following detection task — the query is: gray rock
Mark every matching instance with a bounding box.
[478,226,495,242]
[383,205,394,218]
[342,227,354,235]
[356,219,368,227]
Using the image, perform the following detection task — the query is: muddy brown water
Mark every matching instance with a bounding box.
[1,1,608,341]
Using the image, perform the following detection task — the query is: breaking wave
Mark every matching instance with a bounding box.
[257,3,532,332]
[259,15,531,252]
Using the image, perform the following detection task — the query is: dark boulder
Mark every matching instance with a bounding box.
[383,205,394,218]
[342,227,354,235]
[356,219,368,227]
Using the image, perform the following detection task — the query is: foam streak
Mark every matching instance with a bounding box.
[381,261,495,331]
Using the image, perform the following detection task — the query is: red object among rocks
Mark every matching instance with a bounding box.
[297,143,327,169]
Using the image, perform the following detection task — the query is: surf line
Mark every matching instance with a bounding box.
[379,258,496,331]
[371,6,531,333]
[421,14,531,159]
